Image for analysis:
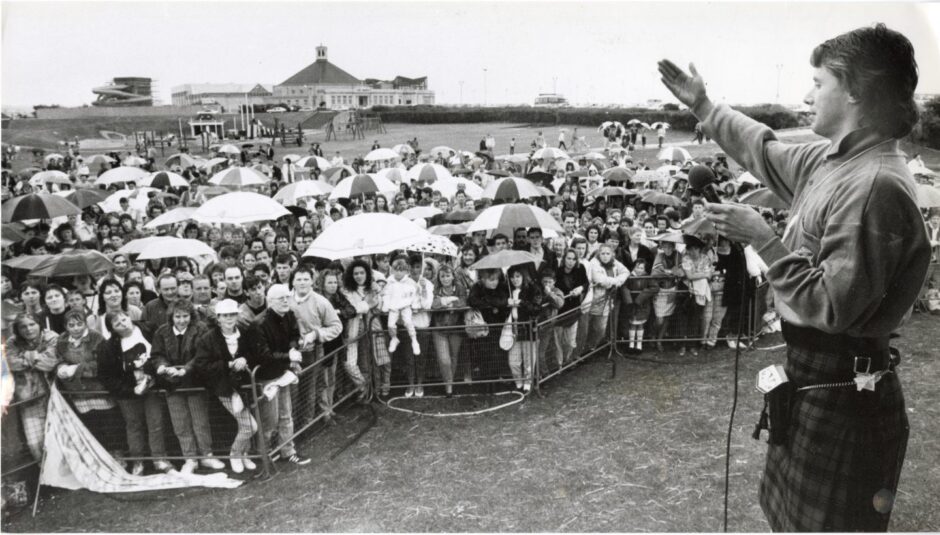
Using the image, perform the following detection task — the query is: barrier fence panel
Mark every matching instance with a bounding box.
[917,261,940,312]
[1,393,48,478]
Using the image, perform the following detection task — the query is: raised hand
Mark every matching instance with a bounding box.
[658,60,708,109]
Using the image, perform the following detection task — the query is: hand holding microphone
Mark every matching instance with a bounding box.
[689,165,776,246]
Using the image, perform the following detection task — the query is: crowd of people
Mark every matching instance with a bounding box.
[1,128,936,479]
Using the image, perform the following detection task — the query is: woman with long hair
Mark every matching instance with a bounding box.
[586,244,628,352]
[554,249,589,366]
[678,235,714,357]
[430,264,467,397]
[95,277,142,338]
[651,238,683,351]
[18,282,44,316]
[341,259,383,396]
[318,269,363,400]
[506,266,543,392]
[6,312,59,460]
[454,246,478,289]
[41,284,69,335]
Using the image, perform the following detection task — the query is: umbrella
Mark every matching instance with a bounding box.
[137,238,217,260]
[17,167,42,180]
[451,167,473,176]
[469,249,538,271]
[431,177,484,200]
[429,146,456,158]
[43,153,65,163]
[208,167,269,188]
[400,206,443,221]
[392,143,416,156]
[651,231,685,244]
[294,155,332,170]
[467,203,564,234]
[376,167,408,184]
[164,153,201,169]
[532,147,569,161]
[322,165,356,185]
[140,171,189,189]
[641,191,684,207]
[475,150,495,163]
[193,192,290,224]
[200,157,230,171]
[143,207,198,229]
[444,210,480,222]
[487,169,512,178]
[496,154,530,164]
[632,170,663,184]
[916,183,940,208]
[119,236,177,255]
[650,122,671,130]
[122,156,148,167]
[96,167,148,186]
[482,177,542,202]
[364,148,401,162]
[329,173,397,200]
[2,193,81,222]
[582,152,607,161]
[626,119,643,126]
[272,180,334,206]
[682,217,718,240]
[586,186,638,198]
[525,171,554,188]
[250,163,272,175]
[406,163,453,184]
[736,172,761,185]
[216,144,241,155]
[5,254,53,271]
[657,146,691,162]
[304,213,430,260]
[405,233,459,258]
[282,154,302,163]
[30,249,115,278]
[98,187,158,214]
[602,167,636,183]
[429,222,472,236]
[739,188,790,210]
[29,170,72,187]
[62,188,109,209]
[1,223,28,247]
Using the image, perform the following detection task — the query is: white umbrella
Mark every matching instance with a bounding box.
[400,206,442,221]
[193,192,290,224]
[656,146,691,162]
[405,233,459,258]
[216,144,241,155]
[328,173,397,201]
[376,167,408,184]
[532,147,569,161]
[392,144,416,156]
[364,148,401,162]
[429,222,471,236]
[139,171,188,189]
[122,156,148,167]
[405,163,453,184]
[303,213,430,260]
[272,180,334,206]
[137,238,217,260]
[431,177,483,200]
[119,236,177,255]
[98,187,157,213]
[96,167,148,187]
[429,146,456,158]
[496,154,530,164]
[142,207,198,229]
[43,153,65,163]
[208,167,269,187]
[200,157,230,171]
[29,170,72,187]
[467,203,564,234]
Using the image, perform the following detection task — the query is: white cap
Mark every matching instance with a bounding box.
[214,299,239,315]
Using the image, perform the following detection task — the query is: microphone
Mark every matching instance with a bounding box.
[688,164,722,203]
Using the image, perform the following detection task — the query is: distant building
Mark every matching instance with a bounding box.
[915,93,939,108]
[92,77,153,107]
[272,45,434,110]
[171,83,272,110]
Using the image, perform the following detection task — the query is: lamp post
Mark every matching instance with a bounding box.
[775,64,783,103]
[553,77,557,95]
[459,80,464,105]
[483,68,488,107]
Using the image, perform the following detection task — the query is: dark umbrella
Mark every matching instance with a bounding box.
[469,249,537,270]
[284,205,309,218]
[602,167,636,183]
[487,169,512,178]
[444,210,480,222]
[641,191,684,207]
[568,170,591,178]
[475,150,495,163]
[5,254,52,271]
[2,193,81,222]
[1,223,28,247]
[451,167,474,176]
[30,249,115,278]
[525,171,554,187]
[63,189,109,209]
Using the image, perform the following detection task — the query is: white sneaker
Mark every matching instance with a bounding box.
[180,459,198,474]
[242,458,257,471]
[411,339,421,355]
[388,337,400,353]
[414,386,424,398]
[522,384,531,393]
[130,461,144,476]
[153,460,173,472]
[200,457,226,470]
[230,458,244,474]
[727,339,738,349]
[404,387,415,398]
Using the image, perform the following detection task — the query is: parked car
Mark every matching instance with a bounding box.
[267,106,286,113]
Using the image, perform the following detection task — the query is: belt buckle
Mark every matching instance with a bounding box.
[853,356,872,374]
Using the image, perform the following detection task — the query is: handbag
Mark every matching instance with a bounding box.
[464,309,489,338]
[499,314,515,351]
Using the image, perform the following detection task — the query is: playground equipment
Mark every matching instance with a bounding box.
[324,110,386,141]
[92,77,153,107]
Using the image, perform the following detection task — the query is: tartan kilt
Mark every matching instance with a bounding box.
[759,344,909,531]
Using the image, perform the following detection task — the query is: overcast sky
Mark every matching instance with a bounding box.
[2,1,938,110]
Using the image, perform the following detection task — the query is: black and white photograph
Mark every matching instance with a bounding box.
[1,1,939,531]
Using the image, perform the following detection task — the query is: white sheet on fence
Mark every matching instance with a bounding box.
[40,384,242,492]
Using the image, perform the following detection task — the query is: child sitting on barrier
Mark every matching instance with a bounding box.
[382,258,421,356]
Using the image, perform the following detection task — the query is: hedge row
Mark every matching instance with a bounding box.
[372,104,801,131]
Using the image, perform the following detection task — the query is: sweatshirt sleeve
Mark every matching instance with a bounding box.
[694,102,828,204]
[314,296,343,342]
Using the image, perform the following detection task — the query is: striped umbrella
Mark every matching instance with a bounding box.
[431,177,483,200]
[532,147,569,161]
[328,174,397,201]
[5,254,52,271]
[2,193,81,222]
[30,249,115,278]
[272,180,334,206]
[467,203,564,234]
[96,167,148,187]
[469,249,538,271]
[208,167,269,188]
[295,155,332,170]
[602,167,636,183]
[1,224,28,247]
[406,163,453,184]
[164,153,201,169]
[443,210,480,222]
[322,165,356,185]
[140,171,189,189]
[216,144,241,155]
[481,177,542,202]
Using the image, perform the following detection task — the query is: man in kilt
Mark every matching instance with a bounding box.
[658,24,931,531]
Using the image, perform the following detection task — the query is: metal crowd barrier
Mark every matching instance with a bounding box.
[1,392,49,478]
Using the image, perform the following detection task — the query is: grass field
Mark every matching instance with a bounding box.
[4,313,938,533]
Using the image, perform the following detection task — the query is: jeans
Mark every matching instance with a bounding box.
[258,382,295,457]
[508,341,536,388]
[116,395,167,458]
[431,331,461,391]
